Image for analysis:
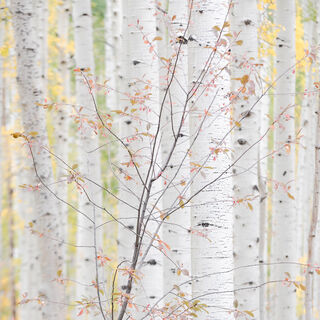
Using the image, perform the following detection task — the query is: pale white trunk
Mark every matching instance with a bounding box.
[305,97,320,320]
[117,0,162,316]
[231,1,260,316]
[156,0,192,303]
[53,1,71,316]
[73,0,103,317]
[188,1,233,319]
[272,0,297,318]
[105,0,120,110]
[305,2,320,318]
[297,0,316,268]
[12,1,64,319]
[256,2,270,319]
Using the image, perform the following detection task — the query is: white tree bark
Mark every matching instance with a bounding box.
[272,0,297,318]
[117,0,162,317]
[297,0,316,268]
[52,1,71,316]
[105,0,121,111]
[33,0,48,96]
[156,0,192,304]
[255,3,271,319]
[73,0,103,317]
[305,2,320,318]
[12,1,64,319]
[305,95,320,320]
[231,1,260,316]
[188,1,233,319]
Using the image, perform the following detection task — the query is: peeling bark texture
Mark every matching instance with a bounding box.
[231,0,260,316]
[73,0,103,317]
[272,0,297,318]
[11,1,64,319]
[188,1,233,319]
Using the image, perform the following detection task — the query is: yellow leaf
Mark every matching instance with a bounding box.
[11,132,23,139]
[57,269,62,277]
[236,40,243,45]
[240,75,249,85]
[235,121,241,128]
[247,202,253,211]
[287,192,295,200]
[0,46,9,57]
[153,36,163,41]
[177,269,181,276]
[179,199,185,208]
[244,310,254,317]
[112,110,124,114]
[213,26,221,31]
[300,284,306,291]
[29,131,38,137]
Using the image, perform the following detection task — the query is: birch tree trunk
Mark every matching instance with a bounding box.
[231,1,260,316]
[105,0,121,110]
[33,0,48,96]
[51,2,71,316]
[297,0,316,269]
[156,0,192,303]
[12,1,64,319]
[117,0,162,317]
[73,0,104,317]
[305,3,320,318]
[272,0,297,318]
[305,94,320,320]
[256,3,271,318]
[55,0,71,273]
[188,1,233,319]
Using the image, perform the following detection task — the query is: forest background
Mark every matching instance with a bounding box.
[1,0,320,319]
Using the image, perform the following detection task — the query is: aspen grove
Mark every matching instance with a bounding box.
[2,0,320,319]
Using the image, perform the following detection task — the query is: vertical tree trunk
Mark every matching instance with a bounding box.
[231,0,260,316]
[11,1,64,319]
[73,0,103,317]
[105,0,120,111]
[305,2,319,318]
[53,1,71,317]
[55,0,71,270]
[305,95,320,320]
[188,1,233,319]
[117,0,162,317]
[297,0,316,270]
[156,0,192,303]
[272,0,297,318]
